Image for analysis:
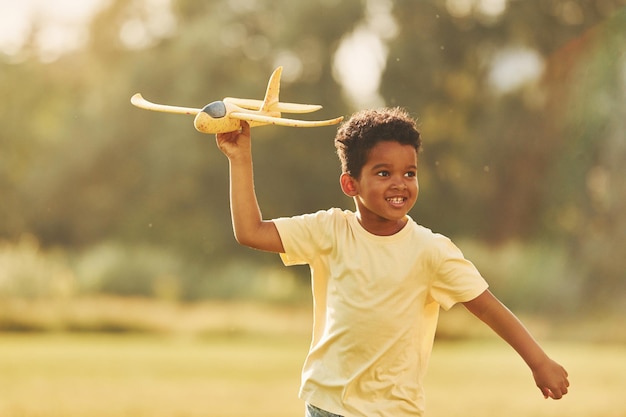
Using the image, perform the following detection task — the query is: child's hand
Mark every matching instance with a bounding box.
[532,358,570,399]
[215,121,251,160]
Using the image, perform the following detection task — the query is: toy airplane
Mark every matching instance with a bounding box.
[131,66,343,134]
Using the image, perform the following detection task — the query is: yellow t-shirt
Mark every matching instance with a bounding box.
[273,208,488,417]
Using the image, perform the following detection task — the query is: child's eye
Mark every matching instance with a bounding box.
[377,171,390,177]
[405,171,416,178]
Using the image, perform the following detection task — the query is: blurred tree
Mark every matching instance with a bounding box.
[380,0,626,313]
[385,0,626,243]
[539,8,626,310]
[1,0,624,307]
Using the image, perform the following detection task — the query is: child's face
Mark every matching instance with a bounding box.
[341,140,419,235]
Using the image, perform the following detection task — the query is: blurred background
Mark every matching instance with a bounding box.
[0,0,625,416]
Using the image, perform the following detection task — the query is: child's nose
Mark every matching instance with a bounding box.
[391,178,408,190]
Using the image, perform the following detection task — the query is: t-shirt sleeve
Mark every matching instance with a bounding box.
[273,209,336,266]
[429,235,489,310]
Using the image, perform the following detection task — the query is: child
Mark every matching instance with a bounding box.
[215,107,569,417]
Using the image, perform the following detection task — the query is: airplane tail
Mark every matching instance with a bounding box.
[260,66,283,113]
[225,66,323,113]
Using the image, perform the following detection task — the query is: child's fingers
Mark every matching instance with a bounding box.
[240,120,250,137]
[541,384,567,400]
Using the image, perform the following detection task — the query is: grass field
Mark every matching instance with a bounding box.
[0,333,624,417]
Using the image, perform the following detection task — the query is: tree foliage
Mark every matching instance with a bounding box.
[0,0,624,309]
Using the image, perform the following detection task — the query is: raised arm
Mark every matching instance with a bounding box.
[463,290,570,399]
[215,121,284,253]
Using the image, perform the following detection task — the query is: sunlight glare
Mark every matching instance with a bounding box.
[488,47,544,93]
[478,0,507,17]
[0,0,104,60]
[332,0,397,109]
[333,27,387,109]
[119,0,177,50]
[446,0,508,18]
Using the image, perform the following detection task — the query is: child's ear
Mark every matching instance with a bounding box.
[340,173,358,197]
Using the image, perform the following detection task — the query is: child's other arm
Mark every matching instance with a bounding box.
[215,121,285,253]
[463,290,570,399]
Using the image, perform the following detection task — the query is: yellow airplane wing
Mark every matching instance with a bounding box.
[224,97,322,114]
[131,93,200,115]
[230,112,343,128]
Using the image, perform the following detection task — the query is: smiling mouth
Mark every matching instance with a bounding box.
[386,197,407,206]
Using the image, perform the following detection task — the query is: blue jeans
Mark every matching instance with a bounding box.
[305,403,343,417]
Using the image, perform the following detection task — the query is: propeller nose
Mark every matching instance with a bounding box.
[201,101,227,118]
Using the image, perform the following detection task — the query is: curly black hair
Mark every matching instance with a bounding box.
[334,107,421,179]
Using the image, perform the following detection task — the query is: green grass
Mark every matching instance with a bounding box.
[428,340,626,417]
[0,333,624,417]
[0,333,307,417]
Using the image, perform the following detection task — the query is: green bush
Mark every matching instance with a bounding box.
[0,235,74,299]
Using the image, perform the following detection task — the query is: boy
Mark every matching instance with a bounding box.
[215,108,569,417]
